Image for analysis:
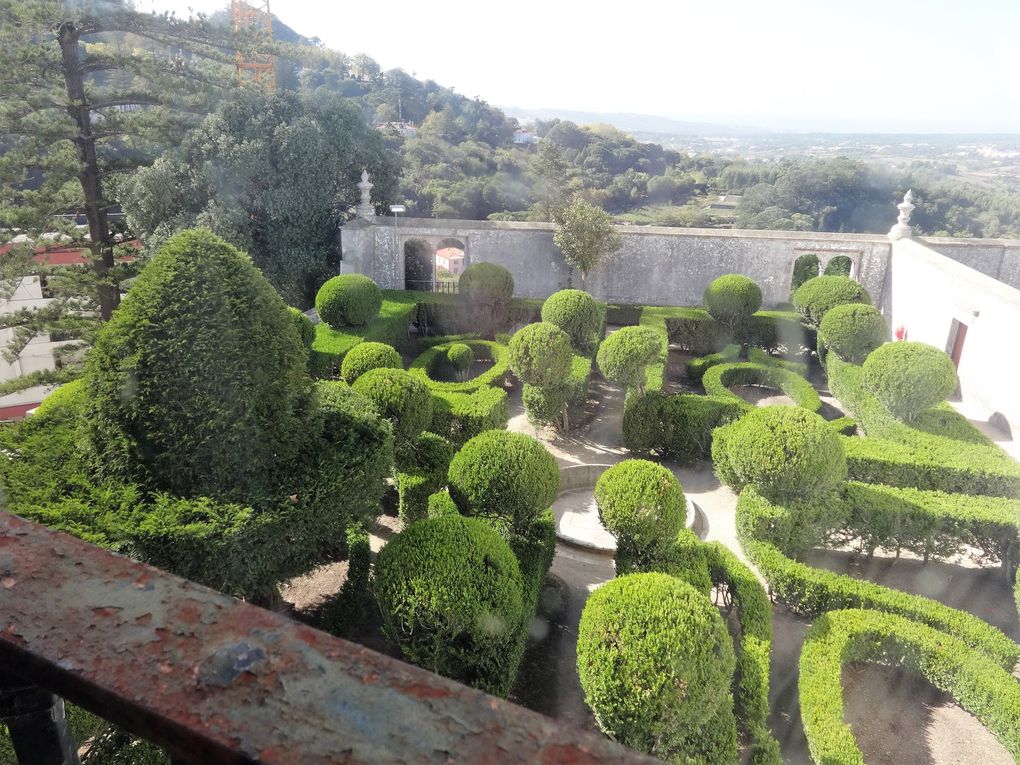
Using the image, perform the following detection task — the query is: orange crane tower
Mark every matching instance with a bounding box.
[231,0,276,90]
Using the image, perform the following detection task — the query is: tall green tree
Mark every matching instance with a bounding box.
[553,198,623,285]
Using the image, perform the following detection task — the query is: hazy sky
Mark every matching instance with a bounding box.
[147,0,1020,133]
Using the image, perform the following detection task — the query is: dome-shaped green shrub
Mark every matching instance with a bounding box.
[315,273,382,328]
[351,367,432,444]
[287,306,316,348]
[712,406,846,501]
[703,274,762,329]
[596,325,663,391]
[792,275,870,325]
[374,514,525,695]
[862,341,958,421]
[446,343,474,378]
[541,289,601,353]
[447,430,558,530]
[34,378,86,419]
[819,303,888,364]
[595,459,685,559]
[508,322,572,388]
[577,573,737,761]
[458,262,514,338]
[83,228,311,502]
[341,341,403,383]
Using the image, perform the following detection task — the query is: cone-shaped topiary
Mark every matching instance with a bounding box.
[577,573,738,762]
[341,341,403,383]
[351,367,432,445]
[862,341,958,421]
[374,514,525,695]
[792,275,870,325]
[819,303,888,364]
[541,289,601,353]
[712,406,846,501]
[703,274,762,329]
[83,228,312,503]
[596,325,664,392]
[447,430,558,531]
[315,273,383,328]
[508,322,572,388]
[595,459,686,562]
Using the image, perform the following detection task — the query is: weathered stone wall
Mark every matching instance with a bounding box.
[341,217,893,308]
[919,237,1020,291]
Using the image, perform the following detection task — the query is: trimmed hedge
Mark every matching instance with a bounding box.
[623,391,745,463]
[409,339,509,393]
[792,275,870,325]
[818,303,887,364]
[447,430,558,532]
[595,459,686,566]
[446,343,473,376]
[319,525,371,636]
[702,361,822,413]
[713,407,846,502]
[577,573,738,763]
[686,344,740,381]
[703,274,763,329]
[287,306,316,348]
[862,341,958,421]
[736,487,1020,667]
[662,307,731,356]
[541,289,602,354]
[746,346,809,376]
[827,355,1020,498]
[597,325,664,391]
[340,341,402,383]
[508,322,572,388]
[800,609,1020,764]
[459,262,514,338]
[315,273,383,328]
[351,367,433,447]
[374,515,525,696]
[396,431,455,524]
[430,386,509,446]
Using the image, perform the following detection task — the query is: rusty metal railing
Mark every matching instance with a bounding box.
[0,511,659,764]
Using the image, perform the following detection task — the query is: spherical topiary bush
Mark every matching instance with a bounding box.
[351,367,433,445]
[83,228,311,502]
[374,514,525,695]
[287,306,316,348]
[713,406,846,501]
[340,341,403,383]
[596,325,664,392]
[792,275,871,325]
[446,343,474,378]
[508,322,572,388]
[594,459,685,560]
[819,303,888,364]
[862,341,958,421]
[459,262,514,338]
[703,274,763,329]
[315,273,383,328]
[447,430,558,530]
[541,289,601,353]
[577,573,737,762]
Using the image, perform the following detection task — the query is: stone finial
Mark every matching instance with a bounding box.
[356,169,375,220]
[888,189,915,241]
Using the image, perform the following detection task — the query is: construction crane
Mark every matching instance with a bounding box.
[231,0,276,90]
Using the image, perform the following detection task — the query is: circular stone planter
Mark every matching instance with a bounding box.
[553,463,704,554]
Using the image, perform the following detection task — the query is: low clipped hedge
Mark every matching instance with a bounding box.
[315,273,383,328]
[447,430,558,532]
[703,542,781,764]
[702,361,822,413]
[623,391,744,463]
[340,341,402,383]
[818,303,887,364]
[577,573,738,763]
[862,341,958,421]
[541,289,602,354]
[597,324,663,391]
[409,339,509,393]
[430,386,509,446]
[827,355,1020,498]
[662,307,731,356]
[351,367,433,446]
[800,609,1020,764]
[686,344,740,381]
[792,275,871,325]
[595,459,686,566]
[746,346,808,376]
[396,431,455,524]
[736,486,1020,667]
[374,514,526,696]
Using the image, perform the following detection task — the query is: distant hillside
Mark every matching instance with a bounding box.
[503,107,764,137]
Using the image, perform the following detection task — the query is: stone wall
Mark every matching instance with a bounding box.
[919,237,1020,291]
[341,217,893,308]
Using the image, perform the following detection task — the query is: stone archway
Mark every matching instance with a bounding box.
[435,237,468,284]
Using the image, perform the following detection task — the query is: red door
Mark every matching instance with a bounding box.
[950,322,968,368]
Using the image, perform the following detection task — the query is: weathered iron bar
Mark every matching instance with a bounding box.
[0,512,660,764]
